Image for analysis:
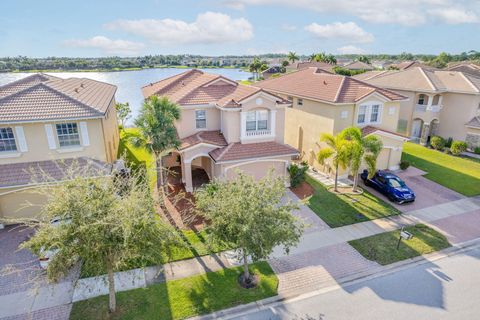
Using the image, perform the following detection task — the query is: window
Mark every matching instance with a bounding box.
[417,94,426,105]
[297,98,303,106]
[357,105,367,124]
[246,110,269,131]
[340,111,348,119]
[370,105,380,122]
[0,128,17,152]
[195,110,206,129]
[56,123,80,147]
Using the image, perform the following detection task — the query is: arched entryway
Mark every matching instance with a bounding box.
[411,118,424,142]
[184,155,213,192]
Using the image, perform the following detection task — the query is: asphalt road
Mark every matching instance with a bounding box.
[230,246,480,320]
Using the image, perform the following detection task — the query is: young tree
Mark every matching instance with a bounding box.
[249,57,262,80]
[340,127,383,192]
[133,96,181,195]
[195,171,304,286]
[15,168,180,313]
[287,51,299,64]
[115,102,131,127]
[358,55,371,64]
[317,132,350,192]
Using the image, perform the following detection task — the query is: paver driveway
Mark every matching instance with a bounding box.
[361,167,464,213]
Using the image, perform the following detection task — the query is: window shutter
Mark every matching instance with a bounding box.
[14,126,28,152]
[45,124,57,150]
[79,122,90,146]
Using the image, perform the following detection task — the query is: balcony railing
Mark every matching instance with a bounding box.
[415,104,442,113]
[244,129,271,137]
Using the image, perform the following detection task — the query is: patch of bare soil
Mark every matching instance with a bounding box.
[290,181,315,199]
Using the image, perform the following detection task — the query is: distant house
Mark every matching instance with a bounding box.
[261,65,284,80]
[0,74,119,221]
[254,67,409,176]
[446,62,480,78]
[286,61,335,73]
[357,67,480,149]
[342,61,374,71]
[142,69,298,193]
[394,61,432,70]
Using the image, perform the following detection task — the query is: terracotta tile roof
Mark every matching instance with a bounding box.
[361,125,408,139]
[0,157,111,188]
[466,116,480,128]
[394,61,433,70]
[288,61,335,73]
[209,141,299,162]
[254,68,406,104]
[363,67,480,94]
[179,130,227,150]
[342,61,374,70]
[446,63,480,77]
[142,69,289,108]
[0,74,117,123]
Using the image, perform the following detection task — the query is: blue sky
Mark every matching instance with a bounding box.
[1,0,479,57]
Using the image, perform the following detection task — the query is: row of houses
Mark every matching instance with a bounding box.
[1,63,479,222]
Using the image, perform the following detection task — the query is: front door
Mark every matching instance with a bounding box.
[411,120,423,139]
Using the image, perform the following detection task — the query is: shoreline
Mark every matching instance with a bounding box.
[1,65,243,74]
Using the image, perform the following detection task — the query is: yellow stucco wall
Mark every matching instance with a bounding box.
[437,93,480,141]
[0,187,48,221]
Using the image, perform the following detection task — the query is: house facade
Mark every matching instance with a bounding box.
[254,67,408,176]
[357,67,480,148]
[142,69,298,192]
[0,74,119,221]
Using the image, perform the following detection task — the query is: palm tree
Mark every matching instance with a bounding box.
[317,132,350,192]
[340,127,383,192]
[133,96,181,197]
[287,51,299,64]
[249,57,262,80]
[309,53,317,62]
[326,54,337,65]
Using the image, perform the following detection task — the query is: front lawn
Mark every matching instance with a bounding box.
[305,175,400,228]
[80,230,230,278]
[70,262,278,320]
[349,224,451,265]
[402,142,480,196]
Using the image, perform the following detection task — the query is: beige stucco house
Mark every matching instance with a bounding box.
[142,69,298,192]
[356,67,480,148]
[0,74,119,221]
[254,67,409,177]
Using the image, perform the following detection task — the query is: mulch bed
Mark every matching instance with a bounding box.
[290,181,315,199]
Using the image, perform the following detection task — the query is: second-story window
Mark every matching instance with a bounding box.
[357,105,367,124]
[297,98,303,106]
[0,127,17,152]
[56,123,80,147]
[370,105,380,122]
[246,110,268,131]
[417,94,426,105]
[195,110,206,129]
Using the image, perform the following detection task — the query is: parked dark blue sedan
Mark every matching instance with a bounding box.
[361,170,416,204]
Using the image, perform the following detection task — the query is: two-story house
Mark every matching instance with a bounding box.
[0,73,119,222]
[254,67,408,176]
[356,67,480,148]
[142,69,298,192]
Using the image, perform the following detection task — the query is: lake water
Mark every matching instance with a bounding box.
[0,68,251,124]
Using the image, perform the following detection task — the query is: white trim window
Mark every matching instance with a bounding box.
[195,110,206,129]
[0,127,17,152]
[56,123,80,147]
[246,110,268,131]
[357,103,383,125]
[297,98,303,106]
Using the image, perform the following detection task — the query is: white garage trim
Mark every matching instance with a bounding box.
[215,153,298,165]
[223,159,290,177]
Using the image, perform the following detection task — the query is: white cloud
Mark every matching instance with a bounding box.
[305,22,374,44]
[337,45,367,54]
[64,36,145,55]
[223,0,480,26]
[428,8,479,24]
[223,0,246,10]
[105,12,253,45]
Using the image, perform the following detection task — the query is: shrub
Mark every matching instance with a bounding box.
[443,147,451,154]
[475,146,480,155]
[445,137,453,148]
[430,136,445,150]
[450,140,468,156]
[399,160,410,170]
[288,163,308,187]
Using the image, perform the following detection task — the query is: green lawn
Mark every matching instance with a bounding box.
[349,224,451,265]
[401,142,480,196]
[80,230,230,278]
[118,128,157,189]
[305,175,400,228]
[70,262,278,320]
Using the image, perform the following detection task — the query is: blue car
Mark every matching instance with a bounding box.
[361,170,416,204]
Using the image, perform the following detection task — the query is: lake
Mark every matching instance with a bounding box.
[0,68,251,124]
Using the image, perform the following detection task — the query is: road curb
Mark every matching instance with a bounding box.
[189,238,480,320]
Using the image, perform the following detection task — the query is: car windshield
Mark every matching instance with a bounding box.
[387,177,406,188]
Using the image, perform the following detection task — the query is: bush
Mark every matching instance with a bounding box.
[430,136,445,150]
[445,137,453,148]
[450,141,468,156]
[399,160,410,170]
[288,163,308,187]
[475,146,480,155]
